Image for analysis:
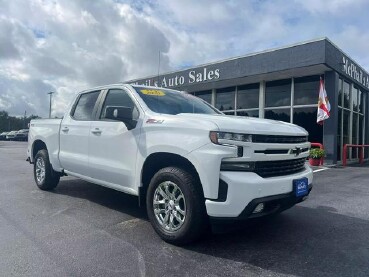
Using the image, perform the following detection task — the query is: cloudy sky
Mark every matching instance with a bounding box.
[1,0,368,117]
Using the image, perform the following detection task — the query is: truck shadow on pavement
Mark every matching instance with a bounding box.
[53,178,369,277]
[186,206,369,277]
[54,178,148,220]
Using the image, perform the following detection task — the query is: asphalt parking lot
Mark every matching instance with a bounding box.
[0,141,368,277]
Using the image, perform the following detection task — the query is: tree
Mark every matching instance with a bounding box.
[0,110,41,132]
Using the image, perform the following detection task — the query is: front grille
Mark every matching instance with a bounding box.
[253,135,308,144]
[254,158,306,178]
[254,149,290,154]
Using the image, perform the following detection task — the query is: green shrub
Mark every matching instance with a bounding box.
[309,148,325,159]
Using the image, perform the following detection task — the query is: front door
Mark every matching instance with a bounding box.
[88,88,141,190]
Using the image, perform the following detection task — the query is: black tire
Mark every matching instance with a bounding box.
[33,149,60,190]
[146,167,208,245]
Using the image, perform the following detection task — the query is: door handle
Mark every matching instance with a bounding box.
[91,128,102,135]
[61,127,69,132]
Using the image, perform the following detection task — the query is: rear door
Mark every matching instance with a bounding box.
[88,88,141,190]
[59,90,101,176]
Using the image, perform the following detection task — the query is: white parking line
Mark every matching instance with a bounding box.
[313,167,329,173]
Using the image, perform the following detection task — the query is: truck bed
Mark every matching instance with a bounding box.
[28,119,63,170]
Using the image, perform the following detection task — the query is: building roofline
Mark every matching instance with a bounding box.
[128,37,369,83]
[126,37,329,83]
[324,37,369,76]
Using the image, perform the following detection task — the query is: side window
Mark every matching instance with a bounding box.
[101,89,138,119]
[72,90,100,120]
[100,89,139,129]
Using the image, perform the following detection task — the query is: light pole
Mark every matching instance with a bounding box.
[24,110,27,129]
[47,92,54,118]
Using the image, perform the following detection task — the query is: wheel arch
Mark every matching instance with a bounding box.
[139,152,203,206]
[32,140,48,160]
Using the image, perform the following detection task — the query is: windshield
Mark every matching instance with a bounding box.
[133,87,220,115]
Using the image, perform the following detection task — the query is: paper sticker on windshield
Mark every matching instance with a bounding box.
[140,89,165,96]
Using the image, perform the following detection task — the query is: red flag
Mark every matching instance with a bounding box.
[317,78,331,124]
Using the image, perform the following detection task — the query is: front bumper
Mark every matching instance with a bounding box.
[205,164,313,218]
[210,184,312,222]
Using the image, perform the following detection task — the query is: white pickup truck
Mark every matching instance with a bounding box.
[27,84,313,244]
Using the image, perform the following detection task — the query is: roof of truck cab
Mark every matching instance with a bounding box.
[77,83,127,94]
[76,84,183,94]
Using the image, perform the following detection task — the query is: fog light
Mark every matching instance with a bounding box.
[220,162,255,171]
[252,203,265,213]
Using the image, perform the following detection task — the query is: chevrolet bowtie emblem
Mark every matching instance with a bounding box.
[292,147,302,156]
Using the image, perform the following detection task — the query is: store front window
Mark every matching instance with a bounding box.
[343,81,350,109]
[265,108,290,122]
[352,87,358,112]
[352,111,358,158]
[237,110,259,118]
[265,79,291,107]
[337,78,367,161]
[194,90,212,104]
[351,86,359,158]
[294,75,320,105]
[237,84,259,109]
[337,108,342,161]
[337,78,343,161]
[216,87,235,112]
[338,78,343,107]
[343,109,350,159]
[293,107,323,142]
[359,90,364,113]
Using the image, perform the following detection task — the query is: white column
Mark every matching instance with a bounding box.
[234,86,238,115]
[290,78,294,123]
[211,88,216,107]
[259,81,265,118]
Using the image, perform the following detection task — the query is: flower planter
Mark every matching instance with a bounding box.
[309,158,321,166]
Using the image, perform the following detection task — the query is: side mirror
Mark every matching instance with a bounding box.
[105,106,133,121]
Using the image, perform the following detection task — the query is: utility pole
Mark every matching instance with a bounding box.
[47,92,54,118]
[157,51,161,87]
[24,110,27,129]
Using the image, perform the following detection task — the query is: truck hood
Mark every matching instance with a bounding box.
[177,113,308,136]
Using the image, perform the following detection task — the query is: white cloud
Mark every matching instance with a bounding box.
[294,0,367,15]
[0,0,171,117]
[0,0,368,117]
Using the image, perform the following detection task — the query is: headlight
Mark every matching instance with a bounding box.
[209,131,252,144]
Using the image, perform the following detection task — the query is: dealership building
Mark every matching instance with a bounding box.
[128,38,369,165]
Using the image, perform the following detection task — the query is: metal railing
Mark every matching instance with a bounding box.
[342,144,369,166]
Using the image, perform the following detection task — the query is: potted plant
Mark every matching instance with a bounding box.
[309,148,325,166]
